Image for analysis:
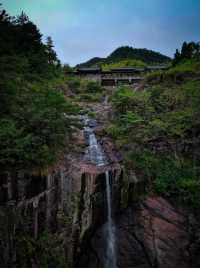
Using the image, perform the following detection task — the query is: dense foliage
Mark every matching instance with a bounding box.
[107,57,200,211]
[102,59,146,71]
[146,58,200,84]
[16,231,67,268]
[107,46,171,64]
[173,41,200,66]
[65,76,105,102]
[77,46,171,68]
[0,7,78,171]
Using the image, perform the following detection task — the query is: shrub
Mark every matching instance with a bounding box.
[85,80,103,93]
[66,77,81,93]
[109,73,200,211]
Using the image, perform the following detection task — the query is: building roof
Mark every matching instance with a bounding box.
[76,67,102,73]
[146,65,169,70]
[110,67,145,73]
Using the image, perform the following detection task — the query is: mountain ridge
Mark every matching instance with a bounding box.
[76,46,171,68]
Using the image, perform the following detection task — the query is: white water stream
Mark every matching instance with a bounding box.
[105,170,117,268]
[83,116,117,267]
[88,132,105,166]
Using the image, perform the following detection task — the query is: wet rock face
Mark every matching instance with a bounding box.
[72,169,122,265]
[0,171,60,267]
[117,197,190,268]
[77,197,191,268]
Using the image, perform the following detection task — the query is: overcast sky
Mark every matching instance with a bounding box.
[2,0,200,66]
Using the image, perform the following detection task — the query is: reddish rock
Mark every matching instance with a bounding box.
[77,196,192,268]
[115,196,190,268]
[102,138,123,163]
[139,197,190,268]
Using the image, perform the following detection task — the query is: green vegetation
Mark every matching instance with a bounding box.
[77,46,171,68]
[107,46,171,64]
[65,77,105,102]
[146,58,200,83]
[16,232,67,268]
[1,4,200,265]
[173,41,200,66]
[108,56,200,211]
[0,8,79,172]
[102,59,146,71]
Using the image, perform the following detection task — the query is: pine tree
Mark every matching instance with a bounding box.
[16,11,29,25]
[181,41,194,59]
[0,7,11,23]
[173,49,182,66]
[181,42,188,58]
[46,36,57,64]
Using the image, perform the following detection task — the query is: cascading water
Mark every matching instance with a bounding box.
[83,116,117,267]
[88,132,105,166]
[105,171,117,268]
[83,116,107,166]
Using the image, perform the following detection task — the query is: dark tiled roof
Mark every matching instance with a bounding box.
[76,67,101,73]
[110,67,145,72]
[146,65,169,70]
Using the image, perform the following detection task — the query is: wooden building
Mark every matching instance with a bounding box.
[72,65,169,87]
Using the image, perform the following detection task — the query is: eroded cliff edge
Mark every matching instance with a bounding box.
[0,95,199,268]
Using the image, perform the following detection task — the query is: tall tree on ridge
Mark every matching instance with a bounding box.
[173,49,181,66]
[16,11,29,25]
[46,36,58,64]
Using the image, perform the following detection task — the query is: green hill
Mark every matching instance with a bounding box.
[77,46,171,68]
[102,59,146,71]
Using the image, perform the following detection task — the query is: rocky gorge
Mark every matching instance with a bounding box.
[1,6,200,268]
[1,95,199,268]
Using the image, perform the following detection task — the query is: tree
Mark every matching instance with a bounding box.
[0,7,11,23]
[181,42,188,58]
[173,41,200,66]
[192,42,200,58]
[63,64,73,74]
[181,41,195,59]
[173,49,181,66]
[46,36,57,64]
[0,6,79,170]
[16,11,29,25]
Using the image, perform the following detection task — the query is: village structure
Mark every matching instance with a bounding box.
[71,66,168,86]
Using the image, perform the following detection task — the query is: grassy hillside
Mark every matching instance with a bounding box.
[146,58,200,83]
[102,59,146,71]
[107,46,171,64]
[107,57,200,212]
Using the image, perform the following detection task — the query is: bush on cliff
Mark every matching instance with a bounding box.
[65,76,105,102]
[108,66,200,210]
[146,58,200,84]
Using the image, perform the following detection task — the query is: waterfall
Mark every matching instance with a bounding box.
[105,171,117,268]
[83,116,107,166]
[83,116,117,267]
[88,133,105,166]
